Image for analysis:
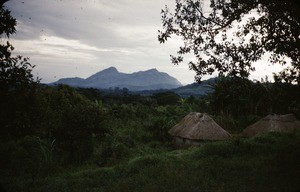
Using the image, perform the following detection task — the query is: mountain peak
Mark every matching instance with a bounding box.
[134,68,159,74]
[146,68,159,72]
[102,66,118,73]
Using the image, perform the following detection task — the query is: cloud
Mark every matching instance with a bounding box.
[5,0,196,84]
[6,0,171,47]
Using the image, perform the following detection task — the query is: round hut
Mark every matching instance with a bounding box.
[168,112,231,147]
[242,114,300,137]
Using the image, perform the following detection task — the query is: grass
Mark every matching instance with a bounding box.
[2,131,300,192]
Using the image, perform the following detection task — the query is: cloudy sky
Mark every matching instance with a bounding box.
[5,0,283,85]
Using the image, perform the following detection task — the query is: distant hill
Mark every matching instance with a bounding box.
[135,78,216,97]
[51,67,183,91]
[172,78,216,97]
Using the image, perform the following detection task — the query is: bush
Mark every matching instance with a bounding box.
[54,103,105,164]
[152,92,181,105]
[146,117,174,142]
[0,136,56,181]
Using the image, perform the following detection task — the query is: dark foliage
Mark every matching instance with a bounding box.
[210,76,300,118]
[0,1,15,37]
[151,91,181,105]
[36,85,107,163]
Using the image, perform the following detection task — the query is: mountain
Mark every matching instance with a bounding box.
[51,67,183,91]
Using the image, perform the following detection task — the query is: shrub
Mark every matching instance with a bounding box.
[54,103,105,164]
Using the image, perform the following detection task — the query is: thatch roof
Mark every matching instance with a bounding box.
[242,114,300,137]
[168,112,231,141]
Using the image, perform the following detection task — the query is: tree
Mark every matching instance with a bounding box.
[0,0,37,92]
[0,0,15,36]
[0,1,38,139]
[158,0,300,84]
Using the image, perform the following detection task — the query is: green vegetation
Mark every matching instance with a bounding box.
[2,131,300,192]
[1,81,300,191]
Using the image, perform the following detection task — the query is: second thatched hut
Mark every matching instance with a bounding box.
[168,112,231,147]
[242,114,300,137]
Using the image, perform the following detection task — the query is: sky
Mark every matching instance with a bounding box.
[5,0,284,85]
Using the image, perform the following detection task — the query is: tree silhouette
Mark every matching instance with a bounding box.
[158,0,300,84]
[0,0,37,93]
[0,1,38,139]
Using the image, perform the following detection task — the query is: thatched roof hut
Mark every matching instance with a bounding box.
[242,114,300,137]
[169,112,231,146]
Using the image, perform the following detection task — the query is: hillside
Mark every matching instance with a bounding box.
[172,78,216,97]
[134,78,216,97]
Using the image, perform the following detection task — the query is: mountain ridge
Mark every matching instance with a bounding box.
[51,67,183,91]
